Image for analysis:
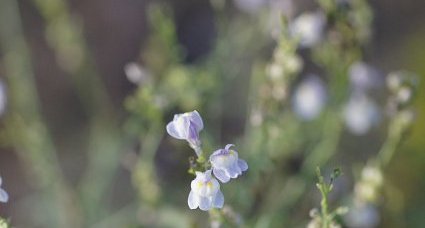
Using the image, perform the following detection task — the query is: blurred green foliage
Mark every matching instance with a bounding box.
[0,0,423,227]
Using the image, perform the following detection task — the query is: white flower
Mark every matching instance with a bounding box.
[289,11,326,48]
[0,177,8,203]
[344,94,379,135]
[166,110,204,153]
[210,144,248,183]
[361,165,383,187]
[292,75,327,120]
[124,62,151,85]
[188,170,224,211]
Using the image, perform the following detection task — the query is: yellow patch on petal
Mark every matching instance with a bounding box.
[197,182,204,189]
[207,182,213,188]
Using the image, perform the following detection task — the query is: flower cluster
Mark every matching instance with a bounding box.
[166,110,248,211]
[344,61,382,135]
[345,164,382,227]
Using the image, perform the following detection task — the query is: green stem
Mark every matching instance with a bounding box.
[320,190,329,228]
[377,119,403,167]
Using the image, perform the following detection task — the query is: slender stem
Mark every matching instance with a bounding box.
[320,189,329,228]
[377,119,403,167]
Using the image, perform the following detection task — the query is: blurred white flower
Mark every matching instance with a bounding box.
[349,62,381,91]
[386,72,403,92]
[395,86,412,104]
[188,170,224,211]
[267,63,284,81]
[292,75,327,120]
[234,0,266,14]
[307,216,322,228]
[267,54,302,81]
[289,11,326,48]
[344,94,379,135]
[354,182,378,203]
[345,202,380,228]
[361,165,383,187]
[0,80,6,116]
[124,62,151,85]
[0,177,8,203]
[396,109,415,127]
[250,109,263,126]
[354,164,383,204]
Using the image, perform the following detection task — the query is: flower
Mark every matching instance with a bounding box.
[0,80,7,116]
[344,94,379,135]
[166,110,204,154]
[233,0,266,14]
[289,11,326,48]
[188,170,224,211]
[0,218,8,228]
[349,61,381,92]
[0,177,8,203]
[124,62,152,85]
[292,75,327,120]
[209,144,248,183]
[354,164,383,203]
[345,202,380,228]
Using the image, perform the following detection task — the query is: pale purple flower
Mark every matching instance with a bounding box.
[349,62,381,92]
[292,75,327,120]
[0,177,8,203]
[233,0,266,14]
[166,110,204,154]
[345,203,380,228]
[344,94,379,135]
[209,144,248,183]
[289,11,326,48]
[188,170,224,211]
[0,80,6,116]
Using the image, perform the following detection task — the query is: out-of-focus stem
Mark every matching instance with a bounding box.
[29,0,125,225]
[132,123,162,205]
[377,115,406,167]
[0,0,79,227]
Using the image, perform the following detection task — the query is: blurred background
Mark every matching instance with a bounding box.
[0,0,424,227]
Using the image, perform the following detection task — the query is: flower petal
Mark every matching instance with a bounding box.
[213,168,230,183]
[191,111,204,131]
[188,190,198,209]
[238,159,248,171]
[227,164,241,178]
[166,122,185,139]
[187,123,200,146]
[204,169,212,177]
[213,191,224,208]
[0,188,8,203]
[198,196,212,211]
[210,149,223,158]
[225,144,234,151]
